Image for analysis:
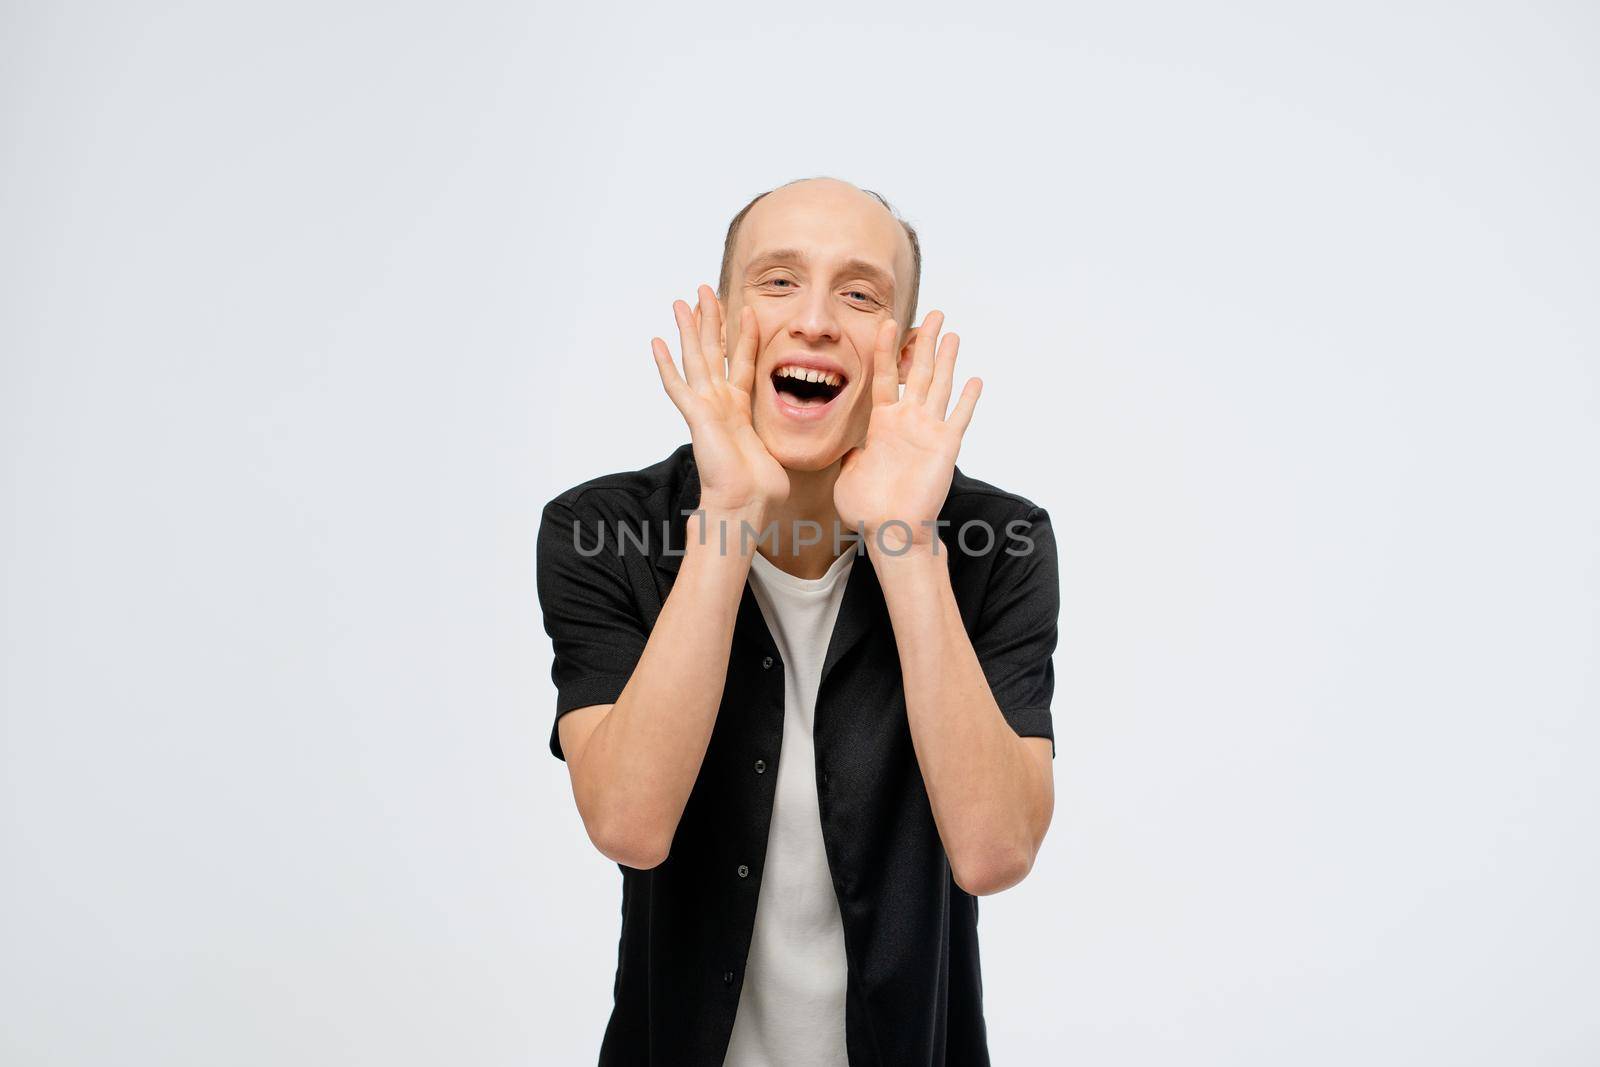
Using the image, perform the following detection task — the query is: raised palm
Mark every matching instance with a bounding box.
[833,311,982,547]
[652,285,789,520]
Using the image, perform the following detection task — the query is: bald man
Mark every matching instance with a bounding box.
[536,177,1060,1066]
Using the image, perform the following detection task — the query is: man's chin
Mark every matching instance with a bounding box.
[756,429,851,474]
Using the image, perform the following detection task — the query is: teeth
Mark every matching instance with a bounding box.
[775,365,843,387]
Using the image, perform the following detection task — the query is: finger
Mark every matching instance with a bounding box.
[729,306,759,395]
[651,337,694,412]
[871,318,900,405]
[947,376,982,436]
[928,331,960,416]
[905,310,943,404]
[697,284,724,373]
[673,299,710,389]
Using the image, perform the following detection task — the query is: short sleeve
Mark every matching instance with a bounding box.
[535,496,650,761]
[970,505,1060,758]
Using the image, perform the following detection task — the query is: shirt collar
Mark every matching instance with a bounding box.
[653,450,700,577]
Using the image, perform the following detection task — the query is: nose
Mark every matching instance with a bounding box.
[787,284,841,346]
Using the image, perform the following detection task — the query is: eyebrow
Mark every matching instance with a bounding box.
[744,248,897,300]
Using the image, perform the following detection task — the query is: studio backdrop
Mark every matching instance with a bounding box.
[2,2,1596,1065]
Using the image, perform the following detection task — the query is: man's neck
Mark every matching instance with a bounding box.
[758,461,855,580]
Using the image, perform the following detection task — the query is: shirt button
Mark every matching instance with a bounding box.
[754,759,766,774]
[737,863,750,878]
[822,772,831,788]
[723,970,735,985]
[761,655,774,670]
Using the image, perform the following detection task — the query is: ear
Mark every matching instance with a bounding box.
[896,326,919,384]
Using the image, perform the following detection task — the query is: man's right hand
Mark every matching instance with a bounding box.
[652,285,789,527]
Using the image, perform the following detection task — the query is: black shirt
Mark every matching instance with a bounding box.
[536,443,1060,1066]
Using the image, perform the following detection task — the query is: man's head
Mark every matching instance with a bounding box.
[715,177,925,473]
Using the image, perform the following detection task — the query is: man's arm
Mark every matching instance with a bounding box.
[833,311,1057,896]
[548,286,787,869]
[874,545,1054,896]
[558,520,758,869]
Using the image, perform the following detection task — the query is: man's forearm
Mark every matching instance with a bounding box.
[873,543,1049,895]
[571,511,757,866]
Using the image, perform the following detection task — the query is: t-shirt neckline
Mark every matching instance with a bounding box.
[748,545,857,595]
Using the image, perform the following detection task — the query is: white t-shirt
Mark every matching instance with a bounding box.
[723,546,857,1067]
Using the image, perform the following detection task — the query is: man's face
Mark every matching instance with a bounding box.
[722,179,915,473]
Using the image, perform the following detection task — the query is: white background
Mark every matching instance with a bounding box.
[3,2,1597,1064]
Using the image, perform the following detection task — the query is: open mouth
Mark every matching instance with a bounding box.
[771,364,846,409]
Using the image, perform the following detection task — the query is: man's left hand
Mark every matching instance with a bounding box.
[833,310,982,553]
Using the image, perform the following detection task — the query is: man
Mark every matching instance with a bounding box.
[536,177,1059,1065]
